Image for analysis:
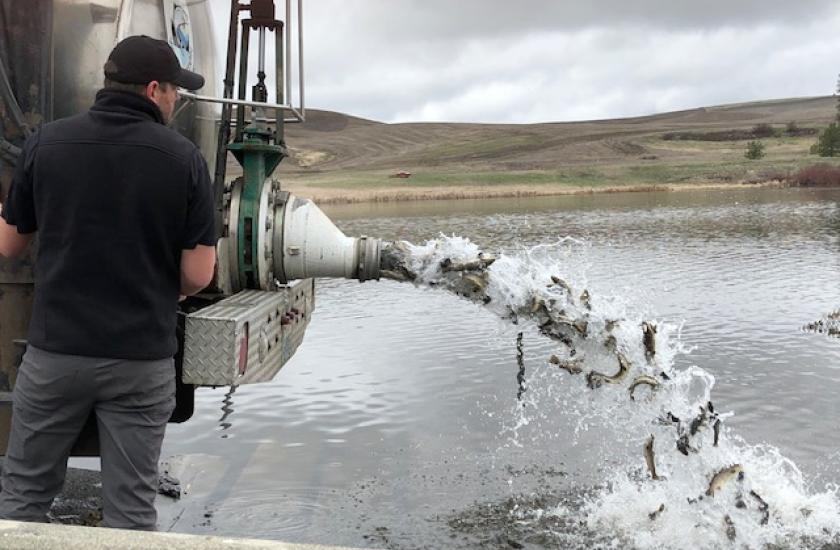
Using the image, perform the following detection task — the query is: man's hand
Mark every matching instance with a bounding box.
[0,204,33,258]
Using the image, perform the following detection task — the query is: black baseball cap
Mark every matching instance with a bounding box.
[104,35,205,91]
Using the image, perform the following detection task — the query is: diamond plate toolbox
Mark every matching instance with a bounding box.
[183,280,315,386]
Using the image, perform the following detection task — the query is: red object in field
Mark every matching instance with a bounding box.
[389,171,412,179]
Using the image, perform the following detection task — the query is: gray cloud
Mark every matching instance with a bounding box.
[207,1,840,123]
[307,0,837,40]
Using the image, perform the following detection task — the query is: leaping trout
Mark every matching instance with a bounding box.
[629,375,660,401]
[548,354,583,375]
[644,434,660,480]
[587,353,631,389]
[706,464,744,497]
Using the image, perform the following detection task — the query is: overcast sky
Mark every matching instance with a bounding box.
[206,1,840,124]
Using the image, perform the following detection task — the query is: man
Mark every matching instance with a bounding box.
[0,35,216,530]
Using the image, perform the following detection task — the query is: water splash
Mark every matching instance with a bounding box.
[380,235,840,549]
[803,309,840,338]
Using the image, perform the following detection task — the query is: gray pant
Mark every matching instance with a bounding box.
[0,345,175,530]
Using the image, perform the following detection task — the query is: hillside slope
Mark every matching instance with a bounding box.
[264,96,840,202]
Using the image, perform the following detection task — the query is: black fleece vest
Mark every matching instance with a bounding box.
[5,89,215,359]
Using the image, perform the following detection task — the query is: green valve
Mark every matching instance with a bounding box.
[228,126,286,290]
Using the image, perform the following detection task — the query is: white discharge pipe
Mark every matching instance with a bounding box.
[274,195,380,283]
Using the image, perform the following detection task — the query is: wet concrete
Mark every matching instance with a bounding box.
[0,519,370,549]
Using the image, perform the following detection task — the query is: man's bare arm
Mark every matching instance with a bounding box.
[180,244,216,296]
[0,204,33,258]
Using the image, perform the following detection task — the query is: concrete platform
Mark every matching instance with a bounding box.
[0,519,371,550]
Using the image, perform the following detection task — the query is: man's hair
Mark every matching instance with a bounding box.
[103,78,175,95]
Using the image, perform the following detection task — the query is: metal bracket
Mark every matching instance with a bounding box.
[179,92,305,124]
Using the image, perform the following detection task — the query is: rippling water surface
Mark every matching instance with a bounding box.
[161,187,840,548]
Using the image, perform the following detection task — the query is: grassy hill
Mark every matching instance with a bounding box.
[266,96,840,203]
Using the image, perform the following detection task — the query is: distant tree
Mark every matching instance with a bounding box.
[745,140,765,160]
[836,73,840,122]
[812,122,840,156]
[751,123,775,138]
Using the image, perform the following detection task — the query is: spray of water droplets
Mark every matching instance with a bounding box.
[380,234,840,549]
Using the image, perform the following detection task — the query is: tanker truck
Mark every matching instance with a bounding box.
[0,0,381,454]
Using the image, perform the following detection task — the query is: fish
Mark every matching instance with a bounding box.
[689,404,709,436]
[440,253,496,272]
[605,319,620,332]
[676,434,694,456]
[586,353,631,389]
[461,273,487,293]
[658,411,681,425]
[548,354,583,375]
[549,275,573,297]
[480,253,496,266]
[554,312,576,325]
[579,290,591,310]
[544,305,569,324]
[573,319,588,337]
[604,334,617,352]
[379,241,417,280]
[713,419,722,447]
[723,515,737,541]
[618,352,632,372]
[629,375,660,401]
[642,322,657,360]
[648,503,665,521]
[644,434,660,480]
[380,269,410,282]
[659,412,695,456]
[706,465,744,497]
[750,490,770,526]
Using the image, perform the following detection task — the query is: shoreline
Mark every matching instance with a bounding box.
[287,180,791,205]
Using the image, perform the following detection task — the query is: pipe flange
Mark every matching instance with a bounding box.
[227,177,244,292]
[255,178,275,290]
[356,236,381,282]
[271,190,291,284]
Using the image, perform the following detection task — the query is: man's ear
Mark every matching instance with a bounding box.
[144,80,161,100]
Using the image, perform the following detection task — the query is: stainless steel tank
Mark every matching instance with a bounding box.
[50,0,220,165]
